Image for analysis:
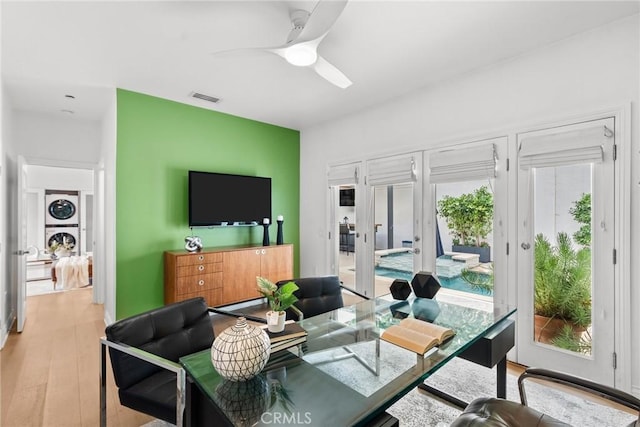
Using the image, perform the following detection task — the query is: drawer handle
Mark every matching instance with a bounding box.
[198,265,205,271]
[256,250,260,255]
[198,255,204,261]
[198,280,205,286]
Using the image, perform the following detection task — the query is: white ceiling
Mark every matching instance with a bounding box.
[3,1,639,130]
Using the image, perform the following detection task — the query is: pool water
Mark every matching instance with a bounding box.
[375,252,492,296]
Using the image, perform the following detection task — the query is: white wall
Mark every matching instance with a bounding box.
[27,165,93,191]
[13,110,101,164]
[300,16,639,390]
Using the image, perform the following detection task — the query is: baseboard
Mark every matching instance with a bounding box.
[103,311,113,327]
[0,313,16,349]
[632,385,640,399]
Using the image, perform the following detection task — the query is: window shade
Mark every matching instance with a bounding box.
[519,126,612,169]
[328,163,359,187]
[367,154,417,186]
[429,144,496,184]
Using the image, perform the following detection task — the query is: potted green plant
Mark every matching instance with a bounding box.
[533,232,591,352]
[256,277,299,333]
[437,186,493,262]
[49,238,74,258]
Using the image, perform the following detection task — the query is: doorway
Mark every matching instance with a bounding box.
[516,118,616,385]
[19,161,98,330]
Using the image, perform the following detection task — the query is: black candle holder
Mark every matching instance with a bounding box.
[276,219,284,245]
[262,224,270,246]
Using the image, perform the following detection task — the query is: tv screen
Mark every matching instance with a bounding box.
[339,188,355,206]
[189,171,272,226]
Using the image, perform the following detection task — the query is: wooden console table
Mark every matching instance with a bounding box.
[164,244,293,307]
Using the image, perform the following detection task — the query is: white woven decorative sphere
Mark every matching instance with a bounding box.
[211,317,271,382]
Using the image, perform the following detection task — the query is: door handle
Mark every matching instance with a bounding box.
[15,250,30,256]
[521,242,531,250]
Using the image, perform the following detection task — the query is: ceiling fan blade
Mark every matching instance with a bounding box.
[312,55,352,89]
[296,0,348,44]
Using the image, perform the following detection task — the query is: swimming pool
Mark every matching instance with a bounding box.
[375,252,493,296]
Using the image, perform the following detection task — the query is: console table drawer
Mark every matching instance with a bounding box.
[176,253,223,267]
[177,262,222,277]
[176,272,223,294]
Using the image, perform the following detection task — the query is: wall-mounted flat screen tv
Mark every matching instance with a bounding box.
[189,171,272,227]
[339,188,355,206]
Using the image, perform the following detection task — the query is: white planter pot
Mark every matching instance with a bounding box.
[266,311,286,333]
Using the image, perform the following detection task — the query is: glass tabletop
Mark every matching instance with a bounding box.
[181,294,516,426]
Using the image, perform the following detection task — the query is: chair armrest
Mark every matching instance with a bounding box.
[99,337,187,427]
[208,306,268,324]
[519,367,640,416]
[100,337,183,373]
[290,305,304,321]
[339,284,370,300]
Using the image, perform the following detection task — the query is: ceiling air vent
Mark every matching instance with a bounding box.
[190,92,221,104]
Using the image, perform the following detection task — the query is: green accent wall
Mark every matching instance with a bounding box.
[116,89,300,319]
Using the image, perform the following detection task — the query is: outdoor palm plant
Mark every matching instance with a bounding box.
[534,232,592,352]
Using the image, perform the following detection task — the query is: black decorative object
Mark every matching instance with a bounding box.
[390,279,411,300]
[262,218,270,246]
[276,215,284,245]
[411,271,441,299]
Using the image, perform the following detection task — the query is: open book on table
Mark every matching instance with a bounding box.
[381,318,455,355]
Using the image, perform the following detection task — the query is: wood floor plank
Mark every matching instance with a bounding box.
[2,383,47,427]
[0,288,153,427]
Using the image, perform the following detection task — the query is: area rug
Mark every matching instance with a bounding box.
[391,356,636,426]
[143,349,636,426]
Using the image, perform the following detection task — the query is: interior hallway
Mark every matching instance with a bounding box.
[0,288,152,427]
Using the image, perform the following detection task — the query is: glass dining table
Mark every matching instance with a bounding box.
[180,293,516,426]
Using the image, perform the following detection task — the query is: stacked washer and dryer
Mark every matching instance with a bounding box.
[45,191,80,252]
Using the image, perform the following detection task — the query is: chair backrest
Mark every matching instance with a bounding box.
[277,276,344,320]
[105,297,214,390]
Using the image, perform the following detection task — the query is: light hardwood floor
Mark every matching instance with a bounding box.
[1,288,153,427]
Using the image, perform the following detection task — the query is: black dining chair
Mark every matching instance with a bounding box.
[99,297,215,427]
[276,275,352,321]
[450,367,640,426]
[275,276,379,374]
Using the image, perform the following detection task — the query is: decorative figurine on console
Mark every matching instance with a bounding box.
[262,218,270,246]
[185,236,203,252]
[276,215,284,245]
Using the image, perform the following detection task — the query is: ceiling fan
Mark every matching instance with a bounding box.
[215,0,352,89]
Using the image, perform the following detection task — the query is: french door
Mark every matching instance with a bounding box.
[366,153,422,298]
[516,118,616,385]
[328,162,361,294]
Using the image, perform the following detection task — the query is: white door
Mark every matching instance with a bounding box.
[516,118,616,385]
[81,191,94,255]
[366,153,422,298]
[17,156,28,332]
[328,162,361,293]
[428,138,508,305]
